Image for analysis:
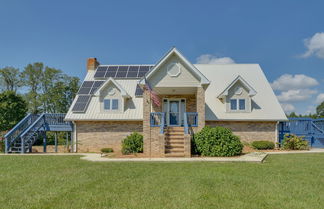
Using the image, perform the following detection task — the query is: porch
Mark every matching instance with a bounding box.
[143,87,206,157]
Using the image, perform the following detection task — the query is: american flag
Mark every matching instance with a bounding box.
[144,77,161,107]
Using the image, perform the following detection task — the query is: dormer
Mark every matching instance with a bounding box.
[218,75,257,113]
[94,78,130,113]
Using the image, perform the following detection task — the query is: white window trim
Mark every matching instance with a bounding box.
[102,98,121,112]
[227,97,250,113]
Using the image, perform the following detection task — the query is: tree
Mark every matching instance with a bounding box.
[0,91,27,131]
[0,67,21,92]
[316,101,324,117]
[21,63,43,113]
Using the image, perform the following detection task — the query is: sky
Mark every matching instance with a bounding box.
[0,0,323,114]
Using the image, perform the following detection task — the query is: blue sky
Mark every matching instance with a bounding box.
[0,0,323,114]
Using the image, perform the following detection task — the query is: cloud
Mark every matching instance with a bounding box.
[277,89,317,102]
[305,105,316,114]
[301,32,324,59]
[196,54,235,64]
[271,74,319,91]
[280,103,295,113]
[316,93,324,104]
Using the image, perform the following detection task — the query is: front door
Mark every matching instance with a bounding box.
[169,100,180,126]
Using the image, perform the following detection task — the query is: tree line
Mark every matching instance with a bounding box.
[0,63,79,131]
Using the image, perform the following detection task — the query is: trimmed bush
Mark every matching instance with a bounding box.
[193,126,243,157]
[0,140,4,153]
[121,132,143,155]
[101,148,113,153]
[251,141,275,150]
[282,134,309,150]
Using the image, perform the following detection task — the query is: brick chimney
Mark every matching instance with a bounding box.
[87,57,100,72]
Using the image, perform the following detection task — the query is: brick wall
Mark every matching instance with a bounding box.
[206,121,277,143]
[75,121,142,153]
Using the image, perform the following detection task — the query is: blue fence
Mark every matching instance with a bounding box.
[279,118,324,148]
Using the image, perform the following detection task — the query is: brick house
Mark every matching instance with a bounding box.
[65,48,287,157]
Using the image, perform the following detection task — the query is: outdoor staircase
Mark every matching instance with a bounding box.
[4,113,72,153]
[164,127,185,157]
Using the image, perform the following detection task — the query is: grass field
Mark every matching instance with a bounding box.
[0,154,323,209]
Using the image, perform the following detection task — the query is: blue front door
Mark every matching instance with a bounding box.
[169,101,180,126]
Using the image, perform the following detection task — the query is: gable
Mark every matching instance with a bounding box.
[149,54,201,87]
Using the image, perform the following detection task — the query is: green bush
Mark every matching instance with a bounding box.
[121,132,143,155]
[193,126,243,157]
[0,139,4,153]
[282,134,309,150]
[251,141,275,150]
[101,148,113,153]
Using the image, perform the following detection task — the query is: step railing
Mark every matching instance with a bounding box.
[150,112,165,134]
[19,113,46,153]
[4,114,39,153]
[184,112,198,134]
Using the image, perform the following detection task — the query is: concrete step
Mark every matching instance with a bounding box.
[165,148,184,153]
[165,153,185,157]
[165,144,184,149]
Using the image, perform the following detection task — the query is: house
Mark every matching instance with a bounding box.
[65,48,287,157]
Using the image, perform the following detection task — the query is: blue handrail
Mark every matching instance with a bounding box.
[150,112,165,134]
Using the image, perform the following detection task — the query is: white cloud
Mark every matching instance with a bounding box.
[196,54,235,64]
[271,74,319,91]
[277,89,317,102]
[302,32,324,59]
[316,93,324,104]
[280,103,295,113]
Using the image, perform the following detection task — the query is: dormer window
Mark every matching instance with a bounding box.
[103,99,119,111]
[217,75,257,113]
[230,99,246,111]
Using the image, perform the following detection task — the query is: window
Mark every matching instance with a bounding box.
[104,99,110,110]
[230,99,237,110]
[103,99,119,111]
[112,99,119,110]
[239,99,245,110]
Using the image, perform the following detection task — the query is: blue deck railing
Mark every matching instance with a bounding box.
[4,113,73,153]
[279,117,324,148]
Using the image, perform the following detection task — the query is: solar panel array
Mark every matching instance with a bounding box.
[94,65,154,78]
[72,95,91,112]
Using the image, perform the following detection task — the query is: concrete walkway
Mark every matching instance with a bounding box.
[80,152,268,163]
[265,148,324,154]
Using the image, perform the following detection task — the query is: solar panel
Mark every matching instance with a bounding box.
[105,66,118,78]
[89,81,105,94]
[72,95,91,112]
[127,66,139,78]
[77,81,94,94]
[116,66,129,78]
[135,84,144,97]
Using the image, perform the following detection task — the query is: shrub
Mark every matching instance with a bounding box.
[101,148,113,153]
[282,134,309,150]
[121,132,143,155]
[0,139,4,153]
[193,126,243,157]
[251,141,275,150]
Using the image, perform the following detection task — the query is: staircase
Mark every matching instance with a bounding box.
[164,127,185,157]
[4,113,72,153]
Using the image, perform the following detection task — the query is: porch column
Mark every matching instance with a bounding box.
[196,87,205,131]
[143,89,151,157]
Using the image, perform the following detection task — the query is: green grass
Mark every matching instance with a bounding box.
[0,154,323,209]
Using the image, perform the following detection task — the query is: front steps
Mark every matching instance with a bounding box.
[164,127,185,157]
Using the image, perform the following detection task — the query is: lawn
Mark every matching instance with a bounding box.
[0,154,323,209]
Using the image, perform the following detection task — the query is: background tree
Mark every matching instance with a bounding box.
[21,63,43,114]
[0,67,21,92]
[0,91,27,131]
[316,101,324,117]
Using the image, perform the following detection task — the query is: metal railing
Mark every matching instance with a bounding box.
[150,112,165,134]
[4,113,73,153]
[184,112,198,134]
